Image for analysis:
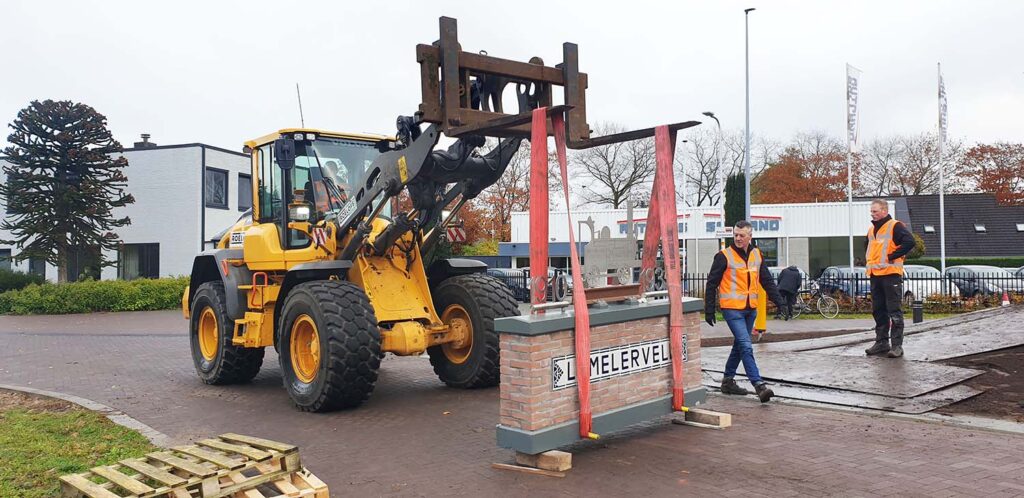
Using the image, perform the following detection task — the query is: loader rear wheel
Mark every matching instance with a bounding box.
[278,280,381,412]
[428,274,520,389]
[189,281,264,384]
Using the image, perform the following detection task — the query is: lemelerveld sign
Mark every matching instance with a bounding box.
[551,337,687,390]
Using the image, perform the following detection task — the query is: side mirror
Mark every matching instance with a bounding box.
[274,139,296,170]
[288,202,312,222]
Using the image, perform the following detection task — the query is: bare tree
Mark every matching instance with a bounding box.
[892,133,966,195]
[858,136,902,196]
[572,123,656,208]
[677,128,779,207]
[478,139,531,240]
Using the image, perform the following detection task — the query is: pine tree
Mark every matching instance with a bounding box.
[0,100,134,282]
[723,172,746,227]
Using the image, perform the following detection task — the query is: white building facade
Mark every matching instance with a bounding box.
[0,140,250,281]
[502,200,893,276]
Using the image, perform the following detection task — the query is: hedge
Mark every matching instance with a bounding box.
[0,269,45,293]
[0,276,188,315]
[907,256,1024,270]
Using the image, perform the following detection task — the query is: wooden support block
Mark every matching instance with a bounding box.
[491,463,566,478]
[673,407,732,428]
[514,450,572,472]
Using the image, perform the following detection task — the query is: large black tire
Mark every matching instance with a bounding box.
[428,274,520,389]
[278,280,381,412]
[189,281,264,384]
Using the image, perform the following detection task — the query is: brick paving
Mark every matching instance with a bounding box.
[2,310,1024,496]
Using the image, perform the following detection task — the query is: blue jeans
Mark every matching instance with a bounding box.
[722,308,764,386]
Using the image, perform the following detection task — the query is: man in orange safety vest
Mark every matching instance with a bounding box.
[864,199,916,358]
[704,220,785,403]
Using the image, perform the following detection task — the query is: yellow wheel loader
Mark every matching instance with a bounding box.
[183,121,523,412]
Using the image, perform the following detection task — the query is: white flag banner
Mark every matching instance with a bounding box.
[846,64,862,152]
[938,63,948,144]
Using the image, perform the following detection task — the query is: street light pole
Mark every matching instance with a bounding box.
[745,6,753,220]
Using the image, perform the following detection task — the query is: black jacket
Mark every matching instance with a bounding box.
[870,215,915,261]
[777,266,802,294]
[704,244,784,314]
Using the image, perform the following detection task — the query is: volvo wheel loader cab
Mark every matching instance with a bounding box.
[184,126,521,411]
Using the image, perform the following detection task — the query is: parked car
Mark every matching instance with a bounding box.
[768,266,810,292]
[486,268,530,302]
[902,264,961,302]
[943,265,1024,297]
[817,266,870,297]
[1001,266,1024,278]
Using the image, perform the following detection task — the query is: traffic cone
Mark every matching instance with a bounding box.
[1002,291,1011,307]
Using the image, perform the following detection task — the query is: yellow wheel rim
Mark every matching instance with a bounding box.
[198,307,219,361]
[290,315,321,384]
[441,304,473,365]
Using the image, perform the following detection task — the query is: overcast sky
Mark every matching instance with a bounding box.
[2,0,1022,153]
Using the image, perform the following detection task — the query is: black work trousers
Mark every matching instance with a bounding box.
[779,290,796,317]
[870,274,904,345]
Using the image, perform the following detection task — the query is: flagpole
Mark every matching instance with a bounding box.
[846,64,861,273]
[938,63,947,274]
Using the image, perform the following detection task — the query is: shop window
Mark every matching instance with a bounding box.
[29,257,45,278]
[118,243,160,280]
[205,167,229,209]
[68,246,101,282]
[238,173,252,211]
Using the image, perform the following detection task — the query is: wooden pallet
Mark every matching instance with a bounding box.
[59,433,327,498]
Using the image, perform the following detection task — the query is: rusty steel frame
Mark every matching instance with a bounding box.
[416,16,700,149]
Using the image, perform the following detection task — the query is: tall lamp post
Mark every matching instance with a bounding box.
[744,7,756,221]
[702,111,725,250]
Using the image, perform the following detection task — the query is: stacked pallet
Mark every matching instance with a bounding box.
[59,433,328,498]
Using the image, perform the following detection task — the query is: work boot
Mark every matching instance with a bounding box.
[755,383,774,403]
[865,326,890,356]
[887,316,904,358]
[865,341,891,356]
[721,377,750,396]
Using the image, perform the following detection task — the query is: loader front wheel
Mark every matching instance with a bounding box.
[189,281,264,384]
[428,274,520,388]
[278,280,381,412]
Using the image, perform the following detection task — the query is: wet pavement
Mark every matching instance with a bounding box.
[2,308,1024,496]
[701,308,1022,414]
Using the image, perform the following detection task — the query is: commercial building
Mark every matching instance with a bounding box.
[876,193,1024,258]
[0,136,250,281]
[501,200,890,276]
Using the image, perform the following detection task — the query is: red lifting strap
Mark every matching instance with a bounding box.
[529,107,594,438]
[641,126,685,410]
[652,126,686,411]
[529,110,550,305]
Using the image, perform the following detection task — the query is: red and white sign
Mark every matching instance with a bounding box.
[445,226,466,243]
[312,227,329,247]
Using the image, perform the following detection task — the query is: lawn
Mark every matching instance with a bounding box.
[0,391,155,498]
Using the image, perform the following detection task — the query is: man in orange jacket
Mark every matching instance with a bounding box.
[705,220,785,403]
[864,199,915,358]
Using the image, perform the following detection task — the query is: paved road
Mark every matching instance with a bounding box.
[3,310,1024,496]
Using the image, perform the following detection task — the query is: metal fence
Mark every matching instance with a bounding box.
[486,266,1024,307]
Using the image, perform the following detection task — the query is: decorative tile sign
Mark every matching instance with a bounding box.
[551,336,687,390]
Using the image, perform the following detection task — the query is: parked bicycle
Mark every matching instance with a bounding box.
[791,281,840,319]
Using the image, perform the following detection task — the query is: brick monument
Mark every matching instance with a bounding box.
[495,297,706,455]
